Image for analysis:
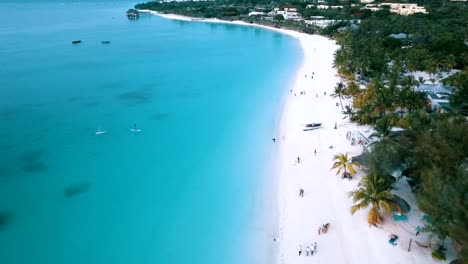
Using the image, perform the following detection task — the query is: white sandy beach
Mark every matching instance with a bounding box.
[143,10,456,263]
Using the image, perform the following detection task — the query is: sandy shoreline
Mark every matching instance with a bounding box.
[140,10,455,263]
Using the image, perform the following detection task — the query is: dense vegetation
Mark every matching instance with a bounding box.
[329,3,467,261]
[135,0,467,260]
[332,5,467,79]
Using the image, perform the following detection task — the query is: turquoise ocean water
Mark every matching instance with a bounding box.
[0,2,301,263]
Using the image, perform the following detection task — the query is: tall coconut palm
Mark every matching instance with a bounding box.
[349,174,401,225]
[369,116,399,147]
[342,105,356,120]
[331,153,360,176]
[331,82,346,110]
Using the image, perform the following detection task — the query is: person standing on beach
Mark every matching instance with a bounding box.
[313,242,317,254]
[415,226,421,236]
[298,245,302,256]
[306,246,310,256]
[318,227,321,235]
[297,157,300,163]
[314,149,317,155]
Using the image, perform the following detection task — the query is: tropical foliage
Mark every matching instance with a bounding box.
[349,173,400,225]
[331,153,360,176]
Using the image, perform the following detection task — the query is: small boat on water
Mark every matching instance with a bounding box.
[72,40,81,44]
[96,128,106,135]
[130,124,141,132]
[101,41,110,44]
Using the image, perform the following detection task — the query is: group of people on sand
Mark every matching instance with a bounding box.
[298,242,317,256]
[318,223,330,235]
[304,72,315,79]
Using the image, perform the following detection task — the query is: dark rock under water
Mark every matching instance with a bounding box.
[64,183,90,197]
[0,212,12,230]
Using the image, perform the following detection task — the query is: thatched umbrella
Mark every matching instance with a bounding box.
[352,153,367,166]
[392,195,411,213]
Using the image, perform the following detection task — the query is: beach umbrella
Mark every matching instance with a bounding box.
[352,153,367,166]
[392,195,411,213]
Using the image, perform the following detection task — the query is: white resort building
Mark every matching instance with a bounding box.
[268,7,302,20]
[364,3,427,15]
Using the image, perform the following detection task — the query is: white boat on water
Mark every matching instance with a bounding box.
[96,128,106,135]
[130,124,141,132]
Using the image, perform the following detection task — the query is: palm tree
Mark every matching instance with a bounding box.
[345,81,361,99]
[342,105,356,120]
[331,82,346,110]
[331,153,360,176]
[369,116,399,147]
[349,174,401,225]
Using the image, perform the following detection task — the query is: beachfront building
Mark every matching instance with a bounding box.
[268,7,302,20]
[381,3,427,15]
[364,4,381,11]
[248,11,266,16]
[427,93,452,113]
[363,3,427,15]
[317,5,344,9]
[304,19,338,28]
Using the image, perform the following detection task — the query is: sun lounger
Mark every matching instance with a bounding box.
[388,235,399,245]
[392,212,408,222]
[415,240,432,249]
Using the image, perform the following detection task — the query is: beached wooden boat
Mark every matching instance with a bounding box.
[305,123,322,128]
[72,40,81,44]
[303,126,322,131]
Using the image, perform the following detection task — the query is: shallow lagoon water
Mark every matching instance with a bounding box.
[0,2,301,263]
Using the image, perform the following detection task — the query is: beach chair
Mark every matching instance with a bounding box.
[415,240,432,249]
[388,235,399,245]
[392,212,408,222]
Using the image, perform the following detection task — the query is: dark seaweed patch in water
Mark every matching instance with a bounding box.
[0,212,12,230]
[0,109,18,121]
[116,88,152,105]
[18,150,47,173]
[18,150,42,163]
[64,183,90,197]
[151,113,169,120]
[22,163,47,173]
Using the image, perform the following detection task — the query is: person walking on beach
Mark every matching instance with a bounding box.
[306,246,310,256]
[297,157,300,163]
[314,149,317,155]
[415,226,421,236]
[298,245,302,256]
[318,226,321,235]
[313,242,317,254]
